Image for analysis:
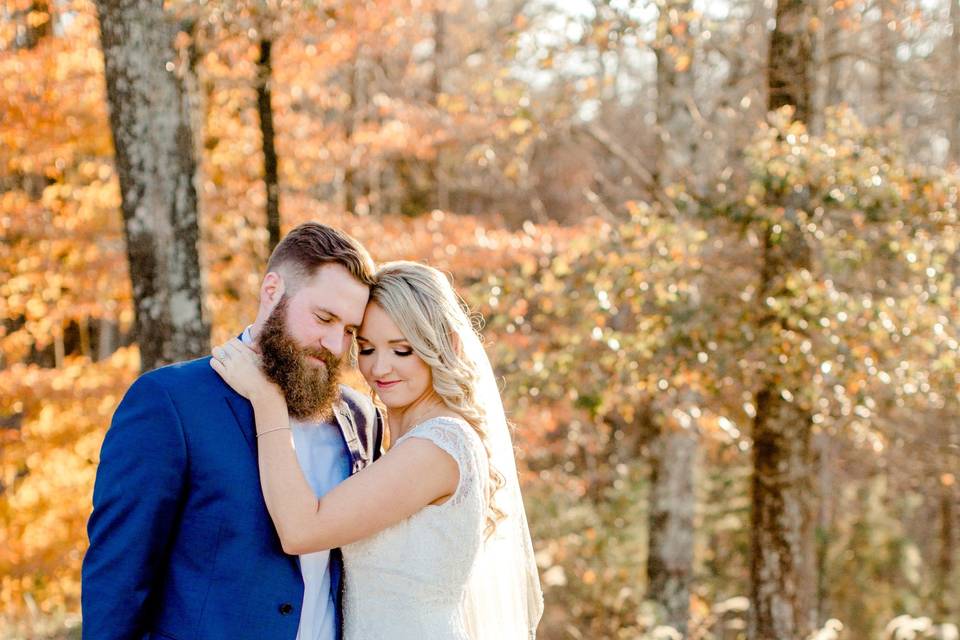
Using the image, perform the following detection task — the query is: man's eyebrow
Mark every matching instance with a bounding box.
[312,306,340,320]
[313,306,362,330]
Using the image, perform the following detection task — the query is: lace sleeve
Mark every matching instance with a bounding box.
[401,417,486,509]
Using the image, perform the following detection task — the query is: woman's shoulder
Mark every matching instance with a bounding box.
[414,413,470,430]
[411,414,474,437]
[401,415,483,458]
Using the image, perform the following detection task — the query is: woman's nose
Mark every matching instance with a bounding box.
[370,353,391,377]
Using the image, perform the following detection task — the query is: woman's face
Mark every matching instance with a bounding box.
[357,303,434,409]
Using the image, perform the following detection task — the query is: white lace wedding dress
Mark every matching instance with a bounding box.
[340,416,488,640]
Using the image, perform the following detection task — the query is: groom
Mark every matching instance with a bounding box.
[82,223,383,640]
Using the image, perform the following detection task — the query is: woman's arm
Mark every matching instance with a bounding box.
[211,339,458,554]
[257,409,458,553]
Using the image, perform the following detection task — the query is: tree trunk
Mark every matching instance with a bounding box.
[937,473,956,618]
[876,0,894,124]
[97,317,118,362]
[370,157,383,217]
[949,0,960,165]
[813,432,835,624]
[13,0,52,50]
[184,20,213,201]
[809,0,835,134]
[394,156,431,217]
[429,7,446,211]
[654,0,697,190]
[344,52,365,215]
[767,0,814,122]
[78,316,91,359]
[749,222,817,638]
[257,38,280,253]
[749,215,817,638]
[750,385,816,638]
[54,322,65,369]
[751,4,818,635]
[95,0,209,373]
[647,421,698,634]
[823,9,841,111]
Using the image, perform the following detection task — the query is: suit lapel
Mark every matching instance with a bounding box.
[332,402,366,474]
[224,395,257,454]
[225,390,366,473]
[223,390,300,572]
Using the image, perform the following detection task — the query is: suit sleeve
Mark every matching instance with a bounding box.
[81,374,187,640]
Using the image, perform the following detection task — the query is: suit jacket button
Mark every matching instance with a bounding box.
[279,603,294,615]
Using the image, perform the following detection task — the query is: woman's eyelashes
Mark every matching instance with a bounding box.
[356,346,414,357]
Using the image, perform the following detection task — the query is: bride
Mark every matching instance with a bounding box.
[210,261,543,639]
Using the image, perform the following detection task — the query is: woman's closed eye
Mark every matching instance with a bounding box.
[357,347,413,357]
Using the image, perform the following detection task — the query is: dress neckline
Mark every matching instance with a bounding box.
[393,415,468,445]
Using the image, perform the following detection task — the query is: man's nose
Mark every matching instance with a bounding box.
[320,329,346,358]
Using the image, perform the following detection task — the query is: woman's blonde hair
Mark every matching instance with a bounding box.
[370,261,505,535]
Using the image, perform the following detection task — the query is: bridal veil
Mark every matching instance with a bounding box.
[459,325,544,639]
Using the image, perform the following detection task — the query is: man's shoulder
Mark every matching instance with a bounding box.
[133,355,225,398]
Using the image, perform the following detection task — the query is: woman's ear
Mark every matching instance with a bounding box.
[449,330,463,357]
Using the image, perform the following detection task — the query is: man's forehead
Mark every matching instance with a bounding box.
[309,300,365,327]
[296,269,368,325]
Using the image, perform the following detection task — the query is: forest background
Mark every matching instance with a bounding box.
[1,0,959,638]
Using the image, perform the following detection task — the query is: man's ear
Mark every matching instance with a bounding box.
[260,271,286,309]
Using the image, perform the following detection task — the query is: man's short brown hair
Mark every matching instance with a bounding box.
[267,222,376,288]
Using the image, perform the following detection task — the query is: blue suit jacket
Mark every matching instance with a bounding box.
[81,356,382,640]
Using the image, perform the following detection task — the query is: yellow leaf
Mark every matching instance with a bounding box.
[508,118,531,135]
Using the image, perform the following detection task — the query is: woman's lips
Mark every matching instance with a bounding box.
[376,380,401,390]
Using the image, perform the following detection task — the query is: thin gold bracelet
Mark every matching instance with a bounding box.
[256,426,292,438]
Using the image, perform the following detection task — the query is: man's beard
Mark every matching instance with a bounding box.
[257,296,342,421]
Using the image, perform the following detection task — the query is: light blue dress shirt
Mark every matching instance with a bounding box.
[291,420,351,640]
[242,327,351,640]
